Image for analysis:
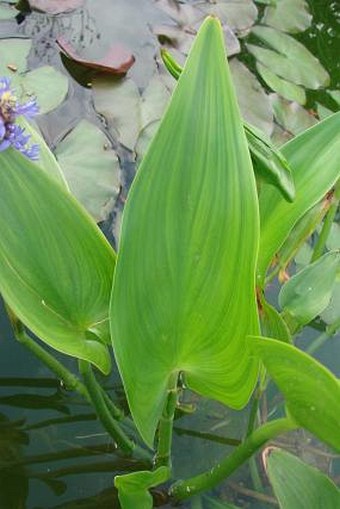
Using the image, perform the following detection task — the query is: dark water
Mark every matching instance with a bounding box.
[0,1,339,508]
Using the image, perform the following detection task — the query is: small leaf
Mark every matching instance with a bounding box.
[55,120,120,222]
[279,251,340,326]
[249,337,340,451]
[258,111,340,282]
[0,149,115,374]
[249,26,329,89]
[115,467,170,509]
[57,37,135,75]
[263,0,312,34]
[256,62,306,105]
[260,299,292,343]
[266,449,340,509]
[20,66,69,114]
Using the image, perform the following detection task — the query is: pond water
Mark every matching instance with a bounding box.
[0,1,339,508]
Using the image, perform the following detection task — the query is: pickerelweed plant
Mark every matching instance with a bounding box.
[0,17,339,508]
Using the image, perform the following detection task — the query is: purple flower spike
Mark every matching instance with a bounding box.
[0,76,40,161]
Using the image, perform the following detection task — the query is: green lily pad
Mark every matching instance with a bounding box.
[270,94,317,136]
[199,1,258,33]
[93,77,141,151]
[266,449,340,509]
[20,66,68,114]
[0,3,16,18]
[256,62,306,105]
[0,38,32,76]
[55,120,120,222]
[230,59,273,136]
[248,26,329,89]
[263,0,312,34]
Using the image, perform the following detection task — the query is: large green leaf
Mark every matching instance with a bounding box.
[266,449,340,509]
[258,112,340,282]
[110,18,260,446]
[114,467,170,509]
[0,148,115,374]
[262,0,312,34]
[279,250,340,327]
[249,337,340,451]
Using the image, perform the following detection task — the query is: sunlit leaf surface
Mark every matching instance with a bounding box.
[111,18,260,446]
[266,449,340,509]
[258,112,340,281]
[0,149,115,373]
[249,337,340,451]
[115,467,170,509]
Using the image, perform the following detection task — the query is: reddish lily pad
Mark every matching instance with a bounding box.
[27,0,83,14]
[56,37,135,76]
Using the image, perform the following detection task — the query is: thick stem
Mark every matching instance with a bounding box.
[170,418,297,501]
[154,374,178,468]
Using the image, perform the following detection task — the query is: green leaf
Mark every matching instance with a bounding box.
[248,26,329,89]
[199,1,258,33]
[0,38,31,76]
[263,0,312,34]
[110,18,260,446]
[266,449,340,509]
[260,299,291,343]
[17,117,68,187]
[256,62,306,105]
[258,111,340,282]
[0,149,115,374]
[21,66,68,114]
[321,278,340,325]
[114,467,170,509]
[279,251,340,326]
[271,94,317,136]
[249,337,340,451]
[0,4,16,18]
[55,120,120,222]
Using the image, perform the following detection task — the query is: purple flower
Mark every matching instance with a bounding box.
[0,77,39,160]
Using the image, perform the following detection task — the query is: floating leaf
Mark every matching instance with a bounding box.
[0,149,115,374]
[115,467,170,509]
[0,3,16,18]
[256,62,306,105]
[55,120,120,222]
[230,59,273,136]
[27,0,83,14]
[249,337,340,451]
[258,111,340,282]
[0,38,31,76]
[248,26,329,89]
[279,251,340,326]
[110,18,260,446]
[263,0,312,34]
[21,66,69,114]
[199,1,258,33]
[93,77,141,151]
[57,37,135,76]
[270,95,317,136]
[266,449,340,509]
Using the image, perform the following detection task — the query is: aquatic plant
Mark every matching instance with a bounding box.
[0,16,339,509]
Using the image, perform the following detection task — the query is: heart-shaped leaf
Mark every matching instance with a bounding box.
[0,149,115,373]
[115,467,170,509]
[110,18,260,446]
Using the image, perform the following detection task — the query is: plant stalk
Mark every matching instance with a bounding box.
[154,374,178,468]
[170,418,297,501]
[306,317,340,355]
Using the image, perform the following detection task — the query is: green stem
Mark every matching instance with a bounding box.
[78,360,143,457]
[154,374,178,468]
[311,181,340,263]
[246,390,263,492]
[306,317,340,355]
[10,315,90,402]
[170,418,297,501]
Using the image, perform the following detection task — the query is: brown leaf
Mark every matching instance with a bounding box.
[28,0,83,14]
[56,37,135,76]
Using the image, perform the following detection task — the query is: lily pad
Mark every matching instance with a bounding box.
[55,120,120,222]
[248,26,329,89]
[263,0,312,34]
[57,37,135,76]
[0,3,16,18]
[270,94,317,137]
[230,59,273,136]
[27,0,83,14]
[256,62,306,105]
[199,0,258,34]
[93,77,141,151]
[21,66,68,114]
[0,38,31,76]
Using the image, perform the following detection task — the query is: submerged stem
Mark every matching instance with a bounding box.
[170,418,297,500]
